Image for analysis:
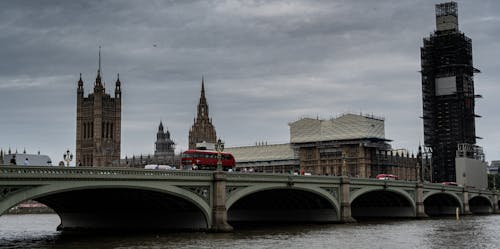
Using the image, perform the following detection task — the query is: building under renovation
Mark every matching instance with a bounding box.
[421,2,481,182]
[290,114,417,179]
[227,113,418,180]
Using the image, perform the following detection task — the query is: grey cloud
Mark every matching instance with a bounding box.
[1,0,499,163]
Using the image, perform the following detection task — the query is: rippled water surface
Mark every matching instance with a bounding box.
[1,214,499,249]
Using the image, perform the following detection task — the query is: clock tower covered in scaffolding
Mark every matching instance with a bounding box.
[421,2,481,182]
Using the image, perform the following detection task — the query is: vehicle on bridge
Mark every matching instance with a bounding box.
[376,174,399,180]
[181,149,235,171]
[144,165,176,170]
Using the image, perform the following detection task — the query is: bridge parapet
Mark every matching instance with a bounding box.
[226,172,342,184]
[0,166,213,180]
[351,178,416,188]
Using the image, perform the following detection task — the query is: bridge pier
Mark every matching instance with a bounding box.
[340,177,356,223]
[415,182,428,218]
[211,172,233,232]
[493,194,499,214]
[462,190,472,215]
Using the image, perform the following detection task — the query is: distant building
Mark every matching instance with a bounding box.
[76,48,122,167]
[226,113,418,180]
[1,149,52,166]
[120,122,179,168]
[188,78,217,149]
[421,2,481,182]
[121,153,181,168]
[155,121,175,157]
[488,161,500,174]
[153,121,176,165]
[225,143,299,173]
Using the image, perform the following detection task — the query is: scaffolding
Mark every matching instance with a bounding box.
[435,1,457,17]
[421,2,480,183]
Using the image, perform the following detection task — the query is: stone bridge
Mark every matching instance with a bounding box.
[0,166,498,231]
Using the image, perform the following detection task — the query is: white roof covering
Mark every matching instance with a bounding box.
[289,113,385,143]
[2,153,52,166]
[225,144,296,162]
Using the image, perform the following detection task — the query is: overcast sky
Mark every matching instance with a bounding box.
[1,0,499,165]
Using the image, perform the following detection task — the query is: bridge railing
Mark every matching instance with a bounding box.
[0,166,213,179]
[226,172,343,183]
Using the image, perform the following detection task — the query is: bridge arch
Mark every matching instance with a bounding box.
[350,188,416,218]
[226,184,340,224]
[0,182,211,230]
[423,192,463,216]
[469,195,493,214]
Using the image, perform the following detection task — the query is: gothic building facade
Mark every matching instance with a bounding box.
[188,78,217,149]
[76,50,121,167]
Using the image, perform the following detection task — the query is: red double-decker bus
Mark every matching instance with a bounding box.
[181,149,235,171]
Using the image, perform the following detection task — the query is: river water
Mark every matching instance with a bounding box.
[1,214,499,249]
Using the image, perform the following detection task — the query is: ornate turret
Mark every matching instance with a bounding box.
[77,73,84,96]
[155,121,175,156]
[115,73,121,98]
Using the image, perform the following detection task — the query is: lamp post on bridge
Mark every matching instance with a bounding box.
[63,149,73,167]
[216,138,224,171]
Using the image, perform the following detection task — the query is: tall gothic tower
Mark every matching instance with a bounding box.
[421,2,479,182]
[188,77,217,149]
[76,48,122,166]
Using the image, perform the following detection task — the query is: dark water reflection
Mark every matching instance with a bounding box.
[1,214,499,249]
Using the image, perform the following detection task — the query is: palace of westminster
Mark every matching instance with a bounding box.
[74,52,420,181]
[0,2,485,187]
[70,2,488,184]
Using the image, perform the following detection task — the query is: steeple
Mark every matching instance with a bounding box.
[201,75,205,98]
[159,121,164,132]
[94,46,104,92]
[197,76,209,120]
[77,73,84,97]
[189,77,217,149]
[115,73,121,98]
[98,46,102,78]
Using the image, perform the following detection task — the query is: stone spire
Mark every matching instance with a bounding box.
[197,76,209,120]
[188,77,217,149]
[94,46,104,92]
